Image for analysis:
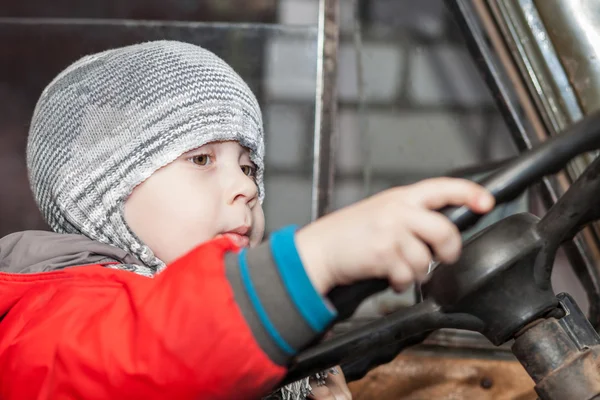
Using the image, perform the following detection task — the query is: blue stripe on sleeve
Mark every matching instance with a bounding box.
[270,225,337,332]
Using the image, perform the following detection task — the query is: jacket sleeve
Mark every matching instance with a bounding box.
[0,226,337,400]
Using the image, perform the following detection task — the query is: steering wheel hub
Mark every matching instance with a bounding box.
[423,212,559,345]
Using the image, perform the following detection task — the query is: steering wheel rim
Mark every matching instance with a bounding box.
[281,111,600,386]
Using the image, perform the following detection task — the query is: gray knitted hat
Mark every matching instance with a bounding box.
[26,40,265,274]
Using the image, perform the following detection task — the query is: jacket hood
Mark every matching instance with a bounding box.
[0,230,143,274]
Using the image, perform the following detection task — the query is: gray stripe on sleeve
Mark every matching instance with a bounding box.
[224,241,320,366]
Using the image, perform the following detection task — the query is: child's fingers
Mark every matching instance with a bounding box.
[308,369,353,400]
[389,260,415,292]
[308,382,335,400]
[394,231,432,282]
[327,371,353,400]
[403,178,495,212]
[403,208,462,264]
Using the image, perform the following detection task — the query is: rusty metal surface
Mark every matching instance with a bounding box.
[348,352,536,400]
[536,349,600,400]
[512,295,600,400]
[311,0,339,220]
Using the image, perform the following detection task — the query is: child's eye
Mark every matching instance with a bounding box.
[241,165,257,179]
[190,154,211,166]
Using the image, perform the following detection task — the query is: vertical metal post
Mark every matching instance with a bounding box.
[311,0,339,220]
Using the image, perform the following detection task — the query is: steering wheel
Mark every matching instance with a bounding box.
[280,111,600,387]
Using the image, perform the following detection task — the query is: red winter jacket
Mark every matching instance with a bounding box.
[0,226,337,399]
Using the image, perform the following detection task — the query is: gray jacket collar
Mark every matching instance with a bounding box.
[0,230,143,274]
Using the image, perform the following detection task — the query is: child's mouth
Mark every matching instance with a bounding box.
[217,226,252,248]
[220,233,250,248]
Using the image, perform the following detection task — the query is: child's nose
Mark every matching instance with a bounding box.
[228,167,258,206]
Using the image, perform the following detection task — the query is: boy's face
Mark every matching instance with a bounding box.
[124,141,265,265]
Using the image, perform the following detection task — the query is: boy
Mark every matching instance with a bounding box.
[0,41,493,399]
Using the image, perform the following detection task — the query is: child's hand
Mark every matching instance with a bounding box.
[296,178,494,294]
[308,366,352,400]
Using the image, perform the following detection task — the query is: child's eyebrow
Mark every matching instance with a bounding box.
[182,146,211,157]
